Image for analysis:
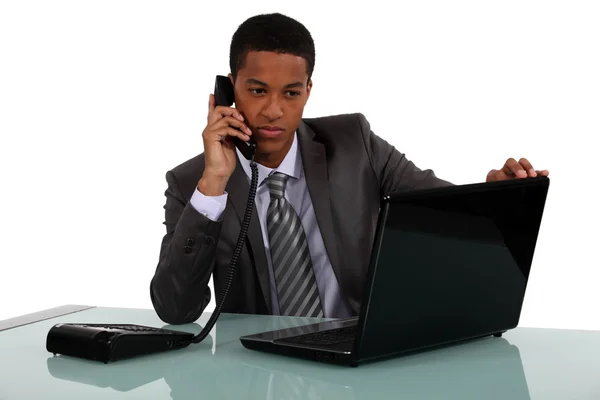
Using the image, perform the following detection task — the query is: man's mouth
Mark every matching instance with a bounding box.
[257,125,285,138]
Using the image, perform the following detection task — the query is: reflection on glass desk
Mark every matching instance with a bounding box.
[1,306,600,399]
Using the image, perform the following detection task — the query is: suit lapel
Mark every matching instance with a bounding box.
[296,121,343,288]
[225,160,272,314]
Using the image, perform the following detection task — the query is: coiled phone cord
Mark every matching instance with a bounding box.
[188,156,259,344]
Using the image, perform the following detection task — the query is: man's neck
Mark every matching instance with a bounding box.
[236,132,300,184]
[254,138,294,169]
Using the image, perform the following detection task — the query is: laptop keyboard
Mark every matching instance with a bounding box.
[279,325,357,347]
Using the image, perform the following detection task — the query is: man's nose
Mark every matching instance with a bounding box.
[261,96,283,120]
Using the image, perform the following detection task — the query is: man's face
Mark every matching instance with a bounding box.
[230,51,312,163]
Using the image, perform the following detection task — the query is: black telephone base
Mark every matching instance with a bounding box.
[46,323,195,363]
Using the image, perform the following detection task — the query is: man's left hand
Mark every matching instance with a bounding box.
[486,158,549,182]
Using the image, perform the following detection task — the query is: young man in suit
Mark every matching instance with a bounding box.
[150,13,549,325]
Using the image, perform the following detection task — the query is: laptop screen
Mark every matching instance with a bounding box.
[357,177,549,360]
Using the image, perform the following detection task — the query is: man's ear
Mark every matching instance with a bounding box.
[306,79,313,99]
[228,73,235,87]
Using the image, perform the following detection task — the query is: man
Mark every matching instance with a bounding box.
[150,13,549,325]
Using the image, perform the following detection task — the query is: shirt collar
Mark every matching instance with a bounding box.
[236,131,301,185]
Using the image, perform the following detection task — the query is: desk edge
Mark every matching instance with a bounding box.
[0,305,95,332]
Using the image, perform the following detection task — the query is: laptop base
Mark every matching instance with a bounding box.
[241,324,508,367]
[240,318,359,366]
[241,337,357,366]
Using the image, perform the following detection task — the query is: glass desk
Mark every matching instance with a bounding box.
[1,305,599,399]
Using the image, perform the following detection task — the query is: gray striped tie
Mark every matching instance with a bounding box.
[266,172,323,317]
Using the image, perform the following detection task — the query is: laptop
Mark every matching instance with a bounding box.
[239,176,550,366]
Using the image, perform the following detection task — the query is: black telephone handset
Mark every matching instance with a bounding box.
[45,76,259,364]
[214,75,256,160]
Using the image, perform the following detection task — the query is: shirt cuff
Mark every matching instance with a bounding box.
[189,188,228,221]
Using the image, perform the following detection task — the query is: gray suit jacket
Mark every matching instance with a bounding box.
[150,113,453,324]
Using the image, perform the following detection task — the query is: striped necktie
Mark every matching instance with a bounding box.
[266,172,324,317]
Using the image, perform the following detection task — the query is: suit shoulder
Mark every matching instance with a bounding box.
[302,112,368,131]
[301,112,372,146]
[167,152,206,187]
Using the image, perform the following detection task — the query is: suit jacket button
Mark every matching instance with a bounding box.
[204,235,215,244]
[186,237,195,246]
[184,246,192,254]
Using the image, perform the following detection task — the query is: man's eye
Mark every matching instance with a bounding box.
[286,91,300,97]
[249,88,265,95]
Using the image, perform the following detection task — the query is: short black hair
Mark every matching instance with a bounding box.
[229,13,315,81]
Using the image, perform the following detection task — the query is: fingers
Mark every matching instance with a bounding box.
[511,158,550,178]
[205,116,252,142]
[207,103,244,125]
[488,157,550,182]
[220,128,252,142]
[208,93,215,115]
[517,157,540,177]
[215,116,253,136]
[502,158,528,178]
[487,169,505,182]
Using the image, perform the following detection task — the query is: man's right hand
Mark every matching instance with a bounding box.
[198,93,253,196]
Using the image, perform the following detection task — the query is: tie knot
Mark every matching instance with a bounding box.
[267,172,289,199]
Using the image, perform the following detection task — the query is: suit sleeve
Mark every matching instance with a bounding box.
[357,113,454,194]
[150,170,223,324]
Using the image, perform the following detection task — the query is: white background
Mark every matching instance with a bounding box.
[0,0,598,330]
